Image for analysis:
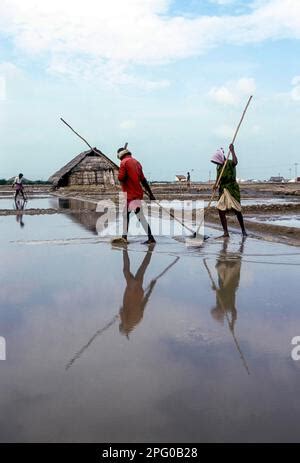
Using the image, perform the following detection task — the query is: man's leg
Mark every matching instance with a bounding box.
[135,207,156,243]
[122,206,130,241]
[234,210,247,236]
[218,210,229,237]
[135,250,152,285]
[20,189,26,201]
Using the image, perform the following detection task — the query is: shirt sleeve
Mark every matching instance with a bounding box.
[138,162,145,181]
[118,160,127,181]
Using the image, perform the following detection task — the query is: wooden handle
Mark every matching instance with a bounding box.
[215,95,253,190]
[195,95,253,236]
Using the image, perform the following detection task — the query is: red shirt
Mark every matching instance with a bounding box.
[118,155,145,202]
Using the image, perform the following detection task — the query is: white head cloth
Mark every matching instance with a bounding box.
[117,149,130,160]
[211,148,225,164]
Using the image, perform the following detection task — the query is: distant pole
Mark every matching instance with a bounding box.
[295,163,299,179]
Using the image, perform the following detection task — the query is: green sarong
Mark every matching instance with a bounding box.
[217,160,240,203]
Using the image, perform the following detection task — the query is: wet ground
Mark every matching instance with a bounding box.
[0,195,62,210]
[1,199,300,443]
[248,215,300,229]
[154,197,300,210]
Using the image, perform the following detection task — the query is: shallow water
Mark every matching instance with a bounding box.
[0,195,61,210]
[155,197,299,211]
[1,207,300,442]
[2,195,298,212]
[248,215,300,229]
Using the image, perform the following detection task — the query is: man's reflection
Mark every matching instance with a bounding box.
[66,248,179,369]
[119,249,156,337]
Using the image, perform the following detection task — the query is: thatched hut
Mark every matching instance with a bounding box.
[49,148,119,188]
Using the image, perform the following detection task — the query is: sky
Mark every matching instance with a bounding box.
[0,0,300,181]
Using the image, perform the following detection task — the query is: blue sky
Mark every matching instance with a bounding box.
[0,0,300,181]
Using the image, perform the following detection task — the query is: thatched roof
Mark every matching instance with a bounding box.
[49,147,119,186]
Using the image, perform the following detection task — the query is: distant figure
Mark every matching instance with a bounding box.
[117,147,156,244]
[119,249,156,337]
[13,173,26,202]
[211,144,247,237]
[187,171,191,188]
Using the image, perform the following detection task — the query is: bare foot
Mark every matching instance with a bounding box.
[142,237,156,245]
[215,233,230,239]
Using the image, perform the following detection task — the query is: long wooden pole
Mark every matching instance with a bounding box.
[60,118,196,236]
[60,118,119,170]
[196,95,253,236]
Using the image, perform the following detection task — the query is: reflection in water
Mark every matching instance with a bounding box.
[120,249,155,337]
[15,199,26,228]
[58,198,100,234]
[204,237,250,374]
[66,249,179,369]
[0,336,6,360]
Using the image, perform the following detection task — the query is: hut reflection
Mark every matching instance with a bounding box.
[58,197,108,235]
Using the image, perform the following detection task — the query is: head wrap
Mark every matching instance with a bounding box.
[117,149,130,160]
[211,148,225,164]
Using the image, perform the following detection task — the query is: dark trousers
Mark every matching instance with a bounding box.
[123,206,153,239]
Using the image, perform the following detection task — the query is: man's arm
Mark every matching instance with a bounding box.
[141,177,155,200]
[118,161,127,182]
[230,144,238,166]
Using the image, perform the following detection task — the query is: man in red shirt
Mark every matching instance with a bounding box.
[117,147,156,244]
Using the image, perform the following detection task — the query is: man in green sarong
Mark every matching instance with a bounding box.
[211,144,247,237]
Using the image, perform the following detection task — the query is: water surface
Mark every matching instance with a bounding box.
[1,208,300,442]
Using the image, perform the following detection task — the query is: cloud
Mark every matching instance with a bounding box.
[0,0,299,81]
[0,61,21,76]
[209,0,235,4]
[291,76,300,101]
[0,76,5,100]
[213,124,235,139]
[209,77,256,105]
[47,55,170,89]
[120,120,136,130]
[208,86,237,105]
[0,62,23,99]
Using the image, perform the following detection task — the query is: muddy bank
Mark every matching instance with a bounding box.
[54,181,300,198]
[0,185,51,196]
[205,214,300,246]
[1,181,299,199]
[0,208,60,216]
